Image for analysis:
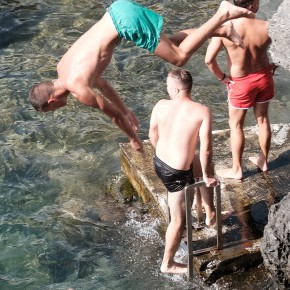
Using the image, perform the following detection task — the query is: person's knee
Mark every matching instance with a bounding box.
[257,116,270,126]
[229,118,244,130]
[170,215,186,229]
[173,55,190,67]
[168,50,190,67]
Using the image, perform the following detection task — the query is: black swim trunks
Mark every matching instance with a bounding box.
[153,156,195,193]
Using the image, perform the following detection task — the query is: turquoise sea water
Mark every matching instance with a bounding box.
[0,0,289,289]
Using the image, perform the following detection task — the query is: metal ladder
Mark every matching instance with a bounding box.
[184,180,223,280]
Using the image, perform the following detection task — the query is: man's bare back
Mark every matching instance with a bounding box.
[222,18,271,77]
[153,98,209,171]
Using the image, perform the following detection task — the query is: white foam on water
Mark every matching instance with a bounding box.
[124,209,163,243]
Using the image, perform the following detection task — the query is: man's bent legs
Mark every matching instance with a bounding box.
[249,102,271,171]
[161,189,190,274]
[153,2,253,66]
[168,23,242,48]
[217,106,247,179]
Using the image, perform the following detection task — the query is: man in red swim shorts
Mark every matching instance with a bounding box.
[205,0,277,179]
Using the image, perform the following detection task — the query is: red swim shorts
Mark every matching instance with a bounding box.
[227,66,274,109]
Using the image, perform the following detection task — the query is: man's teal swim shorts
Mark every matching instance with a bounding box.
[108,0,163,53]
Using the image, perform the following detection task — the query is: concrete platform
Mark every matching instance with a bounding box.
[119,123,290,283]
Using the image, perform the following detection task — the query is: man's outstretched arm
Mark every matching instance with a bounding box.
[95,76,139,132]
[73,85,143,151]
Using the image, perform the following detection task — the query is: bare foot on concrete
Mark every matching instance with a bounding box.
[206,210,233,227]
[222,21,244,48]
[161,262,187,274]
[216,167,243,180]
[217,1,254,21]
[249,156,268,172]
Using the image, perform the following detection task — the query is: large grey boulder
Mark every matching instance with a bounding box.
[269,0,290,71]
[261,193,290,289]
[262,2,290,288]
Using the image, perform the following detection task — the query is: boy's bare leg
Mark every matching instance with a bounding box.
[169,21,243,48]
[217,107,247,180]
[193,156,232,226]
[199,186,232,227]
[154,1,253,66]
[249,102,271,171]
[161,189,191,274]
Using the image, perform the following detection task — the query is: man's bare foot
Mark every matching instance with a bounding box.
[218,1,254,21]
[222,21,244,48]
[249,156,268,172]
[206,210,233,227]
[216,167,243,180]
[161,261,187,274]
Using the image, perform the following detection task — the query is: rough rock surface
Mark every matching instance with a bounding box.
[261,193,290,289]
[262,2,290,288]
[269,0,290,71]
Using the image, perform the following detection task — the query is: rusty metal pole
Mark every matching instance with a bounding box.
[185,180,205,279]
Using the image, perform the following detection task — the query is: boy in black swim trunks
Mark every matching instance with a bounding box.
[149,69,230,274]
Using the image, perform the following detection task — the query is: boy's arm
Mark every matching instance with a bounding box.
[205,37,228,82]
[73,85,143,151]
[148,104,159,148]
[199,108,218,187]
[95,76,139,132]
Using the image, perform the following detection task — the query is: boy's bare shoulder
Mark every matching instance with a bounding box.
[190,100,211,111]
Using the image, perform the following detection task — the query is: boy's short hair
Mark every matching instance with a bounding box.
[29,81,54,111]
[168,69,193,92]
[233,0,254,8]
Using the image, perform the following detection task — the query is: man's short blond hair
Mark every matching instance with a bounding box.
[168,69,193,92]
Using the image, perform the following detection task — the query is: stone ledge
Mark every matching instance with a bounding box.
[119,123,290,282]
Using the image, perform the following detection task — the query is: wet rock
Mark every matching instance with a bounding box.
[261,193,290,289]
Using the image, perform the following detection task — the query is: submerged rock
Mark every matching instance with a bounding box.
[261,193,290,289]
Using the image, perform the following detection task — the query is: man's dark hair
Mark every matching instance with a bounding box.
[233,0,254,8]
[168,69,193,92]
[29,81,54,111]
